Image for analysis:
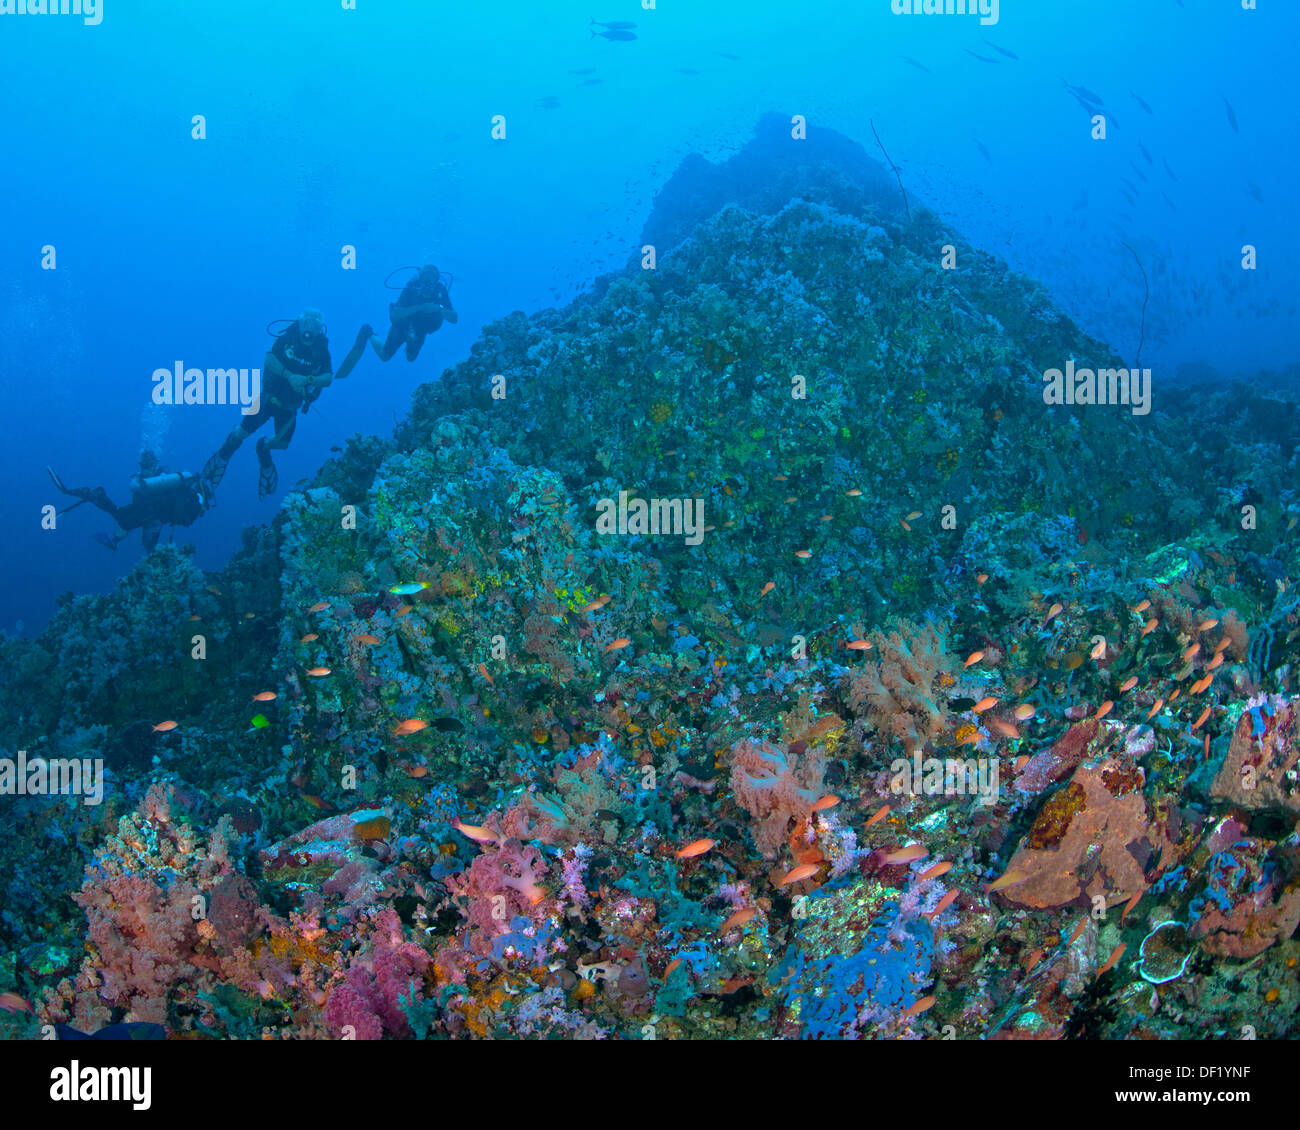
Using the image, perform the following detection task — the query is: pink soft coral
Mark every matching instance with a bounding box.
[444,838,550,956]
[728,738,825,858]
[324,909,431,1039]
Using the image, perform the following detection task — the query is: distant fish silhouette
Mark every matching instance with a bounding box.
[1222,95,1238,133]
[1065,81,1104,106]
[983,39,1019,60]
[592,26,636,40]
[1130,90,1153,115]
[1138,141,1152,164]
[1247,182,1263,203]
[1163,157,1178,181]
[901,55,930,73]
[976,141,993,165]
[714,51,741,60]
[964,48,999,64]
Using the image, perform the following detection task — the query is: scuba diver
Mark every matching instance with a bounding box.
[47,450,211,551]
[371,264,457,362]
[201,309,371,500]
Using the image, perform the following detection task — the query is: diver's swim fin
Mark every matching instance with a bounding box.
[202,450,229,490]
[46,465,67,493]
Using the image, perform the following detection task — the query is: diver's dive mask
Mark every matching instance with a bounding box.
[298,309,325,344]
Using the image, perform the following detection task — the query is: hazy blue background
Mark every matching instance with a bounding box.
[1,0,1293,634]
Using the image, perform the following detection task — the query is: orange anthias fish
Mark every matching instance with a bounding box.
[778,862,820,886]
[863,803,891,831]
[1140,618,1158,637]
[987,868,1029,894]
[453,819,498,845]
[794,549,812,559]
[719,907,757,932]
[393,719,428,736]
[675,838,716,859]
[1066,916,1089,947]
[989,718,1021,740]
[1132,599,1151,613]
[927,889,960,918]
[882,843,928,866]
[604,637,632,653]
[305,667,331,677]
[307,601,330,613]
[1119,676,1138,693]
[809,795,840,812]
[963,650,984,668]
[300,633,319,643]
[1146,697,1165,719]
[252,691,277,702]
[354,633,381,646]
[1094,700,1113,720]
[917,860,952,881]
[152,720,178,732]
[973,696,998,713]
[759,581,775,597]
[477,662,495,686]
[975,572,989,585]
[1096,941,1127,977]
[846,639,873,651]
[1013,703,1036,721]
[901,995,936,1019]
[0,991,33,1014]
[1045,602,1064,623]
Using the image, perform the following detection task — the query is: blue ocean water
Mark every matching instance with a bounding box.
[0,0,1294,635]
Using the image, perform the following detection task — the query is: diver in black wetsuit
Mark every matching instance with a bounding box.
[47,450,210,551]
[370,265,458,362]
[201,309,371,500]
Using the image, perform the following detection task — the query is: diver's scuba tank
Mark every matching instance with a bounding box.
[131,471,185,496]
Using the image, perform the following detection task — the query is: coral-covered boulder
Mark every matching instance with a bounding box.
[1189,838,1300,959]
[997,756,1152,910]
[1210,694,1299,815]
